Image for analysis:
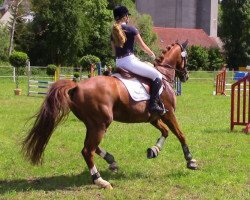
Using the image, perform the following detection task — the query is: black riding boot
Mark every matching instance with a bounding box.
[149,78,166,115]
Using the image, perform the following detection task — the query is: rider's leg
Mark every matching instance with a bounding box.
[116,55,161,80]
[116,55,165,114]
[149,77,165,114]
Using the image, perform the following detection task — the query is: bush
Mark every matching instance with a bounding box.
[46,64,57,76]
[9,51,28,89]
[187,46,224,71]
[187,46,209,71]
[105,59,115,68]
[207,48,224,71]
[73,72,80,78]
[79,55,100,71]
[9,51,28,68]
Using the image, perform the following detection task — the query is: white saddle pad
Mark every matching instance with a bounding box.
[112,73,163,101]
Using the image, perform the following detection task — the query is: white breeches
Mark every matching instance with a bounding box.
[116,55,162,81]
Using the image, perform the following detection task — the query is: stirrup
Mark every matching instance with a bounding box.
[149,102,167,115]
[159,102,167,115]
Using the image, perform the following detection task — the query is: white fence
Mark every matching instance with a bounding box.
[0,66,245,83]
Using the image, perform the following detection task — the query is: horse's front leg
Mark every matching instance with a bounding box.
[147,119,169,159]
[82,126,113,189]
[96,147,118,173]
[162,113,198,170]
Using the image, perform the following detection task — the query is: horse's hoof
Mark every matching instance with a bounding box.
[94,177,113,189]
[109,162,118,173]
[187,159,198,170]
[147,146,159,159]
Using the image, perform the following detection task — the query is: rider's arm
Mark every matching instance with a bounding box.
[135,34,156,59]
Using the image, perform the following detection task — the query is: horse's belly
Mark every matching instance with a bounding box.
[113,100,151,123]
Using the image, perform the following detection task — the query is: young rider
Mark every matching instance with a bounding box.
[111,5,165,114]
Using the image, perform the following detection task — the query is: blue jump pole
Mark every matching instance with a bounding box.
[175,77,182,95]
[96,62,102,75]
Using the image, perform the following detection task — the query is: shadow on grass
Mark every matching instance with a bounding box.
[0,169,144,194]
[203,127,249,135]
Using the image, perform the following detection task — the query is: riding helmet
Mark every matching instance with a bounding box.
[113,5,131,20]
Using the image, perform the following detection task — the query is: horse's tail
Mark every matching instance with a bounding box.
[22,79,77,165]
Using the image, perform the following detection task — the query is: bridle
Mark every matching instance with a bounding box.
[154,43,188,84]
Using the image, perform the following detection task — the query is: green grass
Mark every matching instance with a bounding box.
[0,77,249,199]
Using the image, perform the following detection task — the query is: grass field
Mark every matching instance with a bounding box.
[0,76,249,200]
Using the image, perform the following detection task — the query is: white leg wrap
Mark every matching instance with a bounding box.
[90,165,98,175]
[152,146,160,154]
[188,159,197,163]
[99,148,107,158]
[94,177,113,189]
[156,136,166,150]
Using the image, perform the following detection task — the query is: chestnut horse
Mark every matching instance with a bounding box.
[22,42,197,189]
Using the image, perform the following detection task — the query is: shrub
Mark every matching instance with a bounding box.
[73,72,80,78]
[79,55,100,71]
[105,59,115,68]
[46,64,57,76]
[9,51,28,68]
[187,46,224,71]
[9,51,29,89]
[207,48,224,71]
[187,46,209,71]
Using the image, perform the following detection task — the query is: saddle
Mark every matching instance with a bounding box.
[114,67,151,94]
[111,67,167,114]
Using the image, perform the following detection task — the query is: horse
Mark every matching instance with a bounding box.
[22,41,197,189]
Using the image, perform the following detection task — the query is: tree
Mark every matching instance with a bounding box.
[187,46,209,71]
[26,0,113,66]
[8,0,25,56]
[16,0,157,67]
[219,0,250,69]
[79,55,100,71]
[207,48,224,71]
[82,0,113,64]
[0,25,9,62]
[107,0,135,10]
[135,14,159,61]
[30,0,91,66]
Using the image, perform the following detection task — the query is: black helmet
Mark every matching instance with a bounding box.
[113,5,131,20]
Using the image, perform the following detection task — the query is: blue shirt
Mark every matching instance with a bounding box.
[111,24,139,58]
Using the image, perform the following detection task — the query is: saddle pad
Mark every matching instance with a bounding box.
[112,73,163,101]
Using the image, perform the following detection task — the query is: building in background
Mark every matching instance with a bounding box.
[136,0,220,48]
[0,0,32,26]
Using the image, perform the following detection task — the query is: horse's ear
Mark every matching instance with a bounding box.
[182,39,189,49]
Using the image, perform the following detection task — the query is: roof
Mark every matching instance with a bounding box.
[153,27,219,48]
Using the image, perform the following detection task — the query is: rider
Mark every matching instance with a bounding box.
[111,5,165,114]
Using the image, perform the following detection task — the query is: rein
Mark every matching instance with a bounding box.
[154,63,176,86]
[156,63,184,73]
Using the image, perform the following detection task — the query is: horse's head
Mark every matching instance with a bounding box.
[155,40,189,83]
[175,40,189,82]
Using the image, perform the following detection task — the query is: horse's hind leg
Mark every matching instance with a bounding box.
[96,147,118,172]
[81,125,113,189]
[161,114,198,170]
[147,119,169,159]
